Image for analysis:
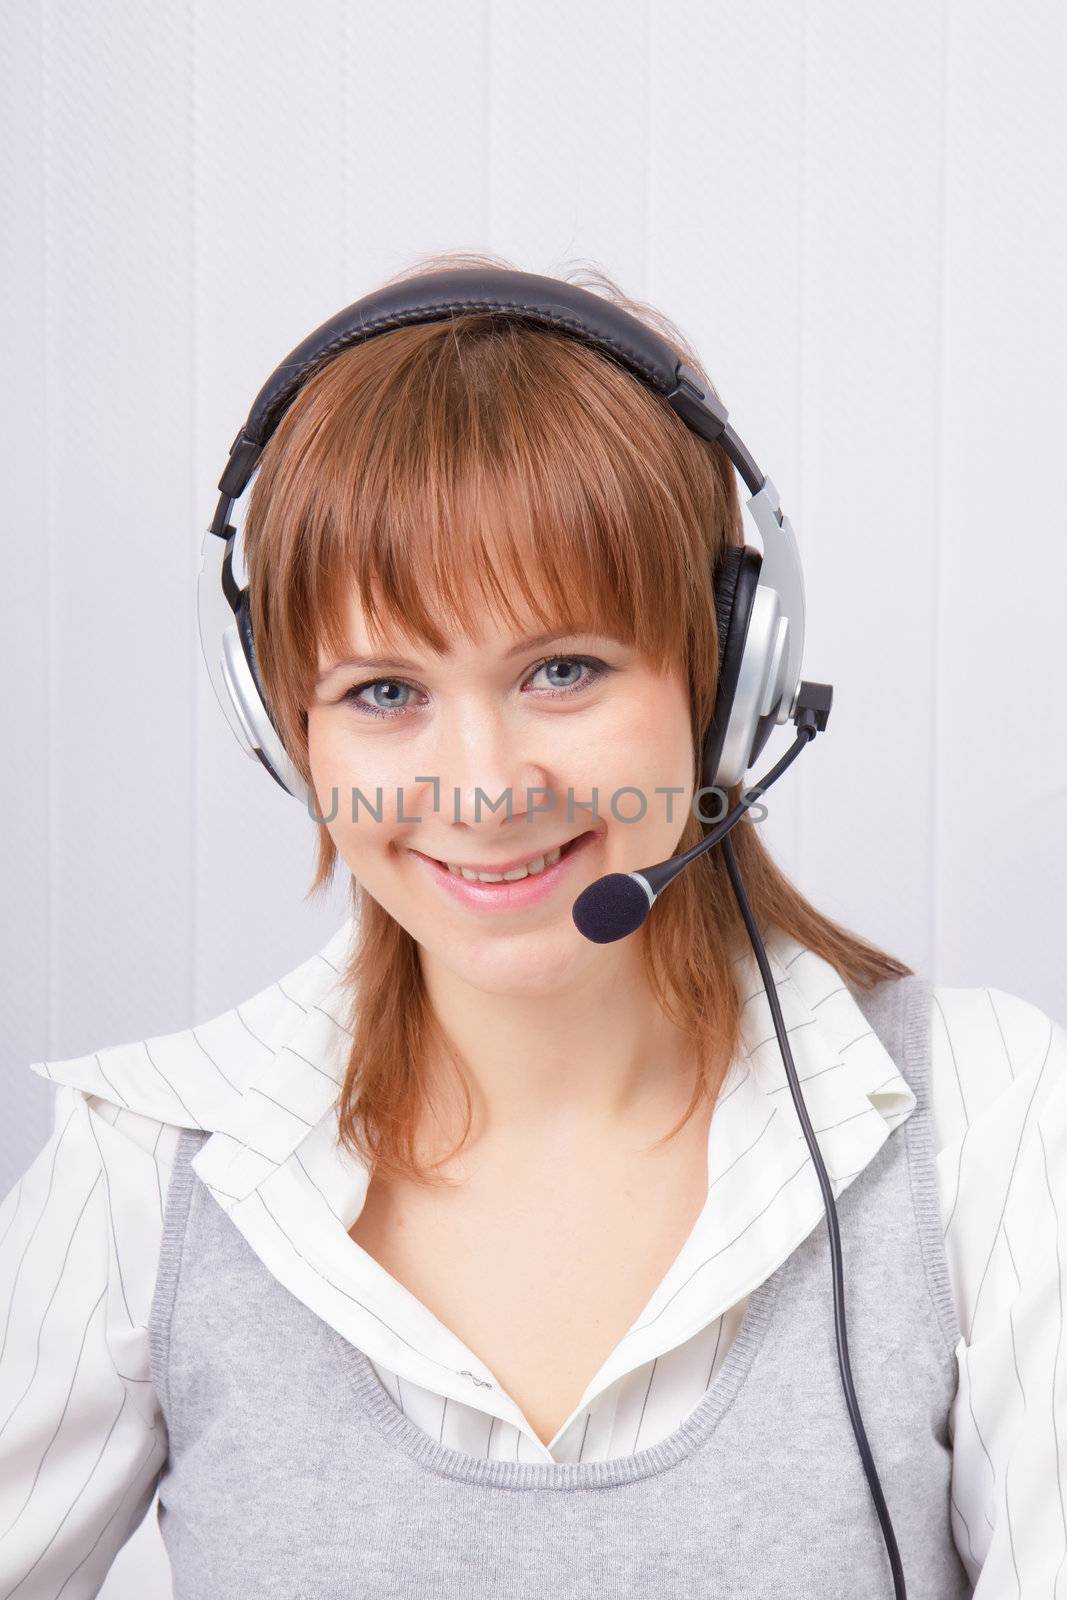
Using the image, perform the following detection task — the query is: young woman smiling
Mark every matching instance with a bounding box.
[3,253,1064,1599]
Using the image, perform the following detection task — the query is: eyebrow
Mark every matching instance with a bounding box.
[315,630,602,686]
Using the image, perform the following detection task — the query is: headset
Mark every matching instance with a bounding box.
[195,267,908,1598]
[197,268,804,812]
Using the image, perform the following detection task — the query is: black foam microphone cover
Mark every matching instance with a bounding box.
[571,873,652,944]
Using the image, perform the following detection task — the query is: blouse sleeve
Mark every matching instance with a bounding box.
[0,1080,179,1598]
[933,986,1067,1596]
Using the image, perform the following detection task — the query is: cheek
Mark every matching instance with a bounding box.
[306,717,367,842]
[306,714,374,796]
[305,720,408,867]
[607,689,693,776]
[305,710,333,777]
[610,689,696,828]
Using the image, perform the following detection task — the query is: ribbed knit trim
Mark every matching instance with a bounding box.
[332,1262,787,1489]
[147,1126,209,1422]
[899,975,964,1356]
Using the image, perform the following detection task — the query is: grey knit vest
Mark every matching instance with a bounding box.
[147,971,973,1599]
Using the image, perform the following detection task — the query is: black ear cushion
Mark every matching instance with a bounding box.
[233,588,262,694]
[234,587,284,742]
[701,545,763,794]
[231,587,300,795]
[713,547,744,672]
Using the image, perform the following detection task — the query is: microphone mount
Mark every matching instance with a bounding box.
[571,681,833,944]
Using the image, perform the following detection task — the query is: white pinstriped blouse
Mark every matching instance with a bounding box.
[1,918,1064,1598]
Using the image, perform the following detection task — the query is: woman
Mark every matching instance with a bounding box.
[2,252,1063,1599]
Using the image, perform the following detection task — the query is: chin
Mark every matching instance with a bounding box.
[424,937,602,996]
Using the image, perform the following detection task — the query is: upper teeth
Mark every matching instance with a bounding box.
[443,843,565,882]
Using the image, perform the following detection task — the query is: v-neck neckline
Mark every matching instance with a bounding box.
[325,1253,788,1489]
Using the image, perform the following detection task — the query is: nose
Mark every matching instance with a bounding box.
[423,701,550,832]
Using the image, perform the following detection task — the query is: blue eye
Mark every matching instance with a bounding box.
[531,657,599,693]
[340,655,609,721]
[345,680,415,719]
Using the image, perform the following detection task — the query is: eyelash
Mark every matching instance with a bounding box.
[340,655,610,721]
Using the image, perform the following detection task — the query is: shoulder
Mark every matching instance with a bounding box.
[929,989,1067,1582]
[926,981,1066,1156]
[25,918,356,1147]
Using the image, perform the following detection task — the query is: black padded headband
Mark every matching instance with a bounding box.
[210,267,768,540]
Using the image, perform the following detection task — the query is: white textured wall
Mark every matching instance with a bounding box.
[3,2,1065,1593]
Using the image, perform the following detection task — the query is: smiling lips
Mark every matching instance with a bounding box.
[409,829,591,882]
[405,829,597,909]
[428,842,565,882]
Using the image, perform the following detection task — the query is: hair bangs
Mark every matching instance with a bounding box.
[277,318,703,691]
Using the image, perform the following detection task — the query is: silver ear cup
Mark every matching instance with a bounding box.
[744,477,805,716]
[196,528,312,807]
[705,478,806,792]
[712,583,804,791]
[709,584,784,791]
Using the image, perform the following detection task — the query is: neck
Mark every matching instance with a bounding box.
[413,946,703,1161]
